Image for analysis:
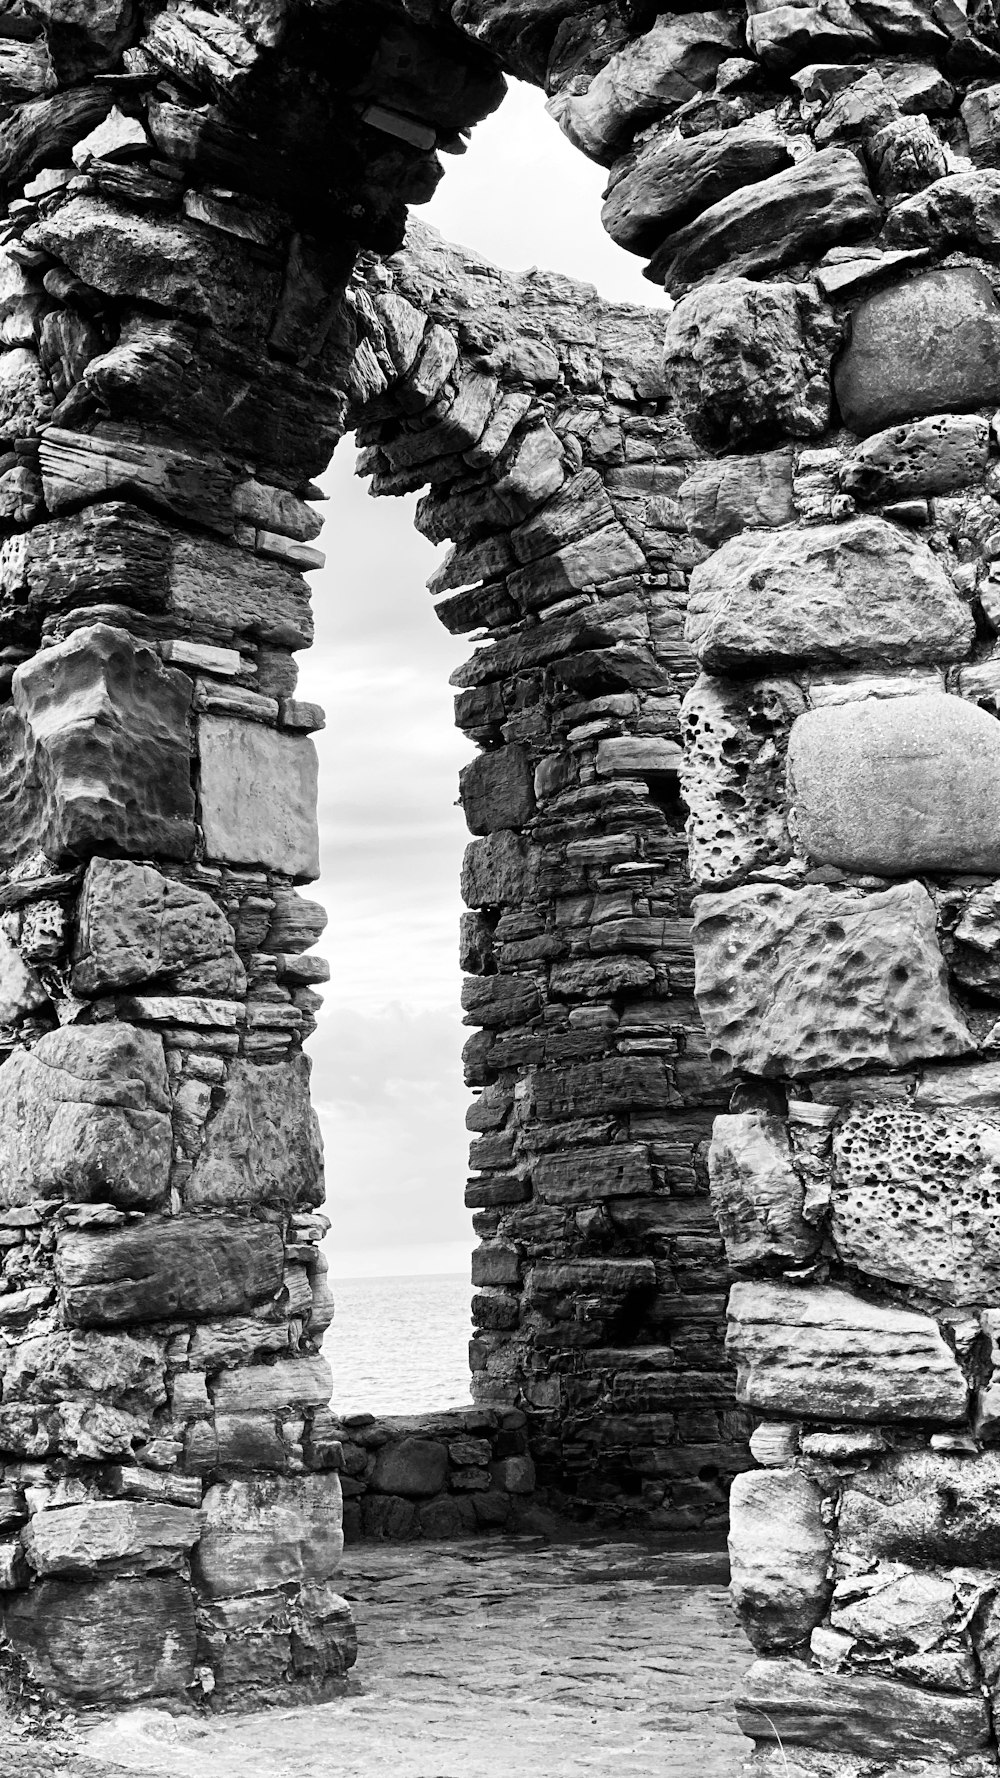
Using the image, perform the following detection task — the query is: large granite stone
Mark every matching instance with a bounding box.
[832,1104,1000,1306]
[738,1658,991,1761]
[73,857,244,997]
[709,1113,820,1271]
[0,624,195,867]
[370,1437,450,1498]
[685,518,973,673]
[23,1501,200,1579]
[195,1473,343,1599]
[834,268,1000,435]
[788,694,1000,875]
[459,743,536,834]
[57,1215,283,1327]
[728,1469,831,1651]
[838,1450,1000,1566]
[693,881,971,1078]
[0,1024,171,1211]
[546,10,741,163]
[727,1281,969,1422]
[648,147,880,295]
[3,1576,196,1701]
[185,1053,324,1211]
[602,125,793,256]
[198,716,319,880]
[664,279,840,445]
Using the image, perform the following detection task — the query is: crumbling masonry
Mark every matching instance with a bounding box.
[5,0,1000,1768]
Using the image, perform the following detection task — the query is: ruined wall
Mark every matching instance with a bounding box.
[0,0,504,1712]
[351,224,746,1538]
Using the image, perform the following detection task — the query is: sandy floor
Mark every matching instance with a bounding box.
[2,1537,753,1778]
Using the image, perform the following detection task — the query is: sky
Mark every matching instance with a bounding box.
[299,81,659,1279]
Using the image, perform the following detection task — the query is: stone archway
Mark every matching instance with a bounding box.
[2,4,1000,1772]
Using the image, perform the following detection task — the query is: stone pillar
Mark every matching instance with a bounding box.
[500,1,1000,1771]
[0,0,501,1711]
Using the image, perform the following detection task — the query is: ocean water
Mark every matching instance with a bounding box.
[323,1272,474,1416]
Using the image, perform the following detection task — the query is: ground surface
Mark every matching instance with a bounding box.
[0,1536,753,1778]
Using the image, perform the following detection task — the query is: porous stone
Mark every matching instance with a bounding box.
[57,1216,284,1326]
[73,856,244,997]
[4,1576,197,1702]
[680,674,802,889]
[198,716,319,880]
[664,279,840,445]
[693,881,971,1077]
[685,519,973,673]
[186,1053,324,1211]
[195,1473,344,1599]
[834,269,1000,435]
[0,1023,171,1211]
[728,1469,832,1651]
[787,694,1000,876]
[840,413,990,503]
[0,624,195,867]
[709,1113,820,1271]
[727,1281,969,1422]
[832,1104,1000,1305]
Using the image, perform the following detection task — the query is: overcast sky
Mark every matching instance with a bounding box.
[300,81,659,1278]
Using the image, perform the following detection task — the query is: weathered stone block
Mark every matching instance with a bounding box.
[832,1103,1000,1305]
[728,1469,831,1651]
[0,1024,171,1211]
[1,1327,166,1418]
[211,1356,332,1414]
[3,1576,196,1701]
[693,881,970,1078]
[681,674,802,889]
[195,1473,343,1599]
[186,1054,324,1211]
[745,0,877,67]
[838,1450,1000,1566]
[678,450,795,545]
[57,1216,283,1327]
[709,1114,820,1271]
[664,279,839,445]
[461,830,537,907]
[834,268,1000,434]
[738,1658,991,1761]
[841,412,990,502]
[648,147,880,295]
[198,716,319,880]
[370,1438,449,1498]
[0,624,195,868]
[533,1145,654,1203]
[603,124,793,256]
[727,1282,968,1422]
[686,518,972,673]
[72,857,244,997]
[23,1501,200,1580]
[788,694,1000,876]
[459,744,535,835]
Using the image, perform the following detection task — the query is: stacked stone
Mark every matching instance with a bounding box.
[0,0,504,1713]
[352,222,750,1536]
[333,1406,535,1540]
[439,0,1000,1772]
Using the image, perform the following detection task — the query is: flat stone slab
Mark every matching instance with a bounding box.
[15,1539,752,1778]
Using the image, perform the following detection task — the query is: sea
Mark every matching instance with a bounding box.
[323,1271,475,1417]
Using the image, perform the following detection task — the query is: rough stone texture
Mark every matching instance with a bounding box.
[838,1450,1000,1567]
[4,1577,197,1703]
[709,1113,820,1272]
[185,1054,324,1211]
[197,717,319,880]
[834,269,1000,435]
[195,1474,344,1599]
[57,1217,284,1326]
[0,1024,171,1210]
[738,1659,991,1762]
[693,881,971,1078]
[787,693,1000,875]
[73,857,244,997]
[840,413,991,503]
[603,126,793,257]
[728,1470,831,1651]
[23,1502,200,1580]
[664,280,839,445]
[686,519,973,674]
[727,1282,969,1422]
[0,624,195,867]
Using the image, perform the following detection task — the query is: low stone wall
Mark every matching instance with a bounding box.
[335,1408,536,1541]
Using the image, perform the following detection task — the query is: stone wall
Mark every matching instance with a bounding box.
[350,223,748,1540]
[0,0,505,1714]
[334,1407,536,1541]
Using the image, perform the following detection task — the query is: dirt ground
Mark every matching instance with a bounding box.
[0,1537,753,1778]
